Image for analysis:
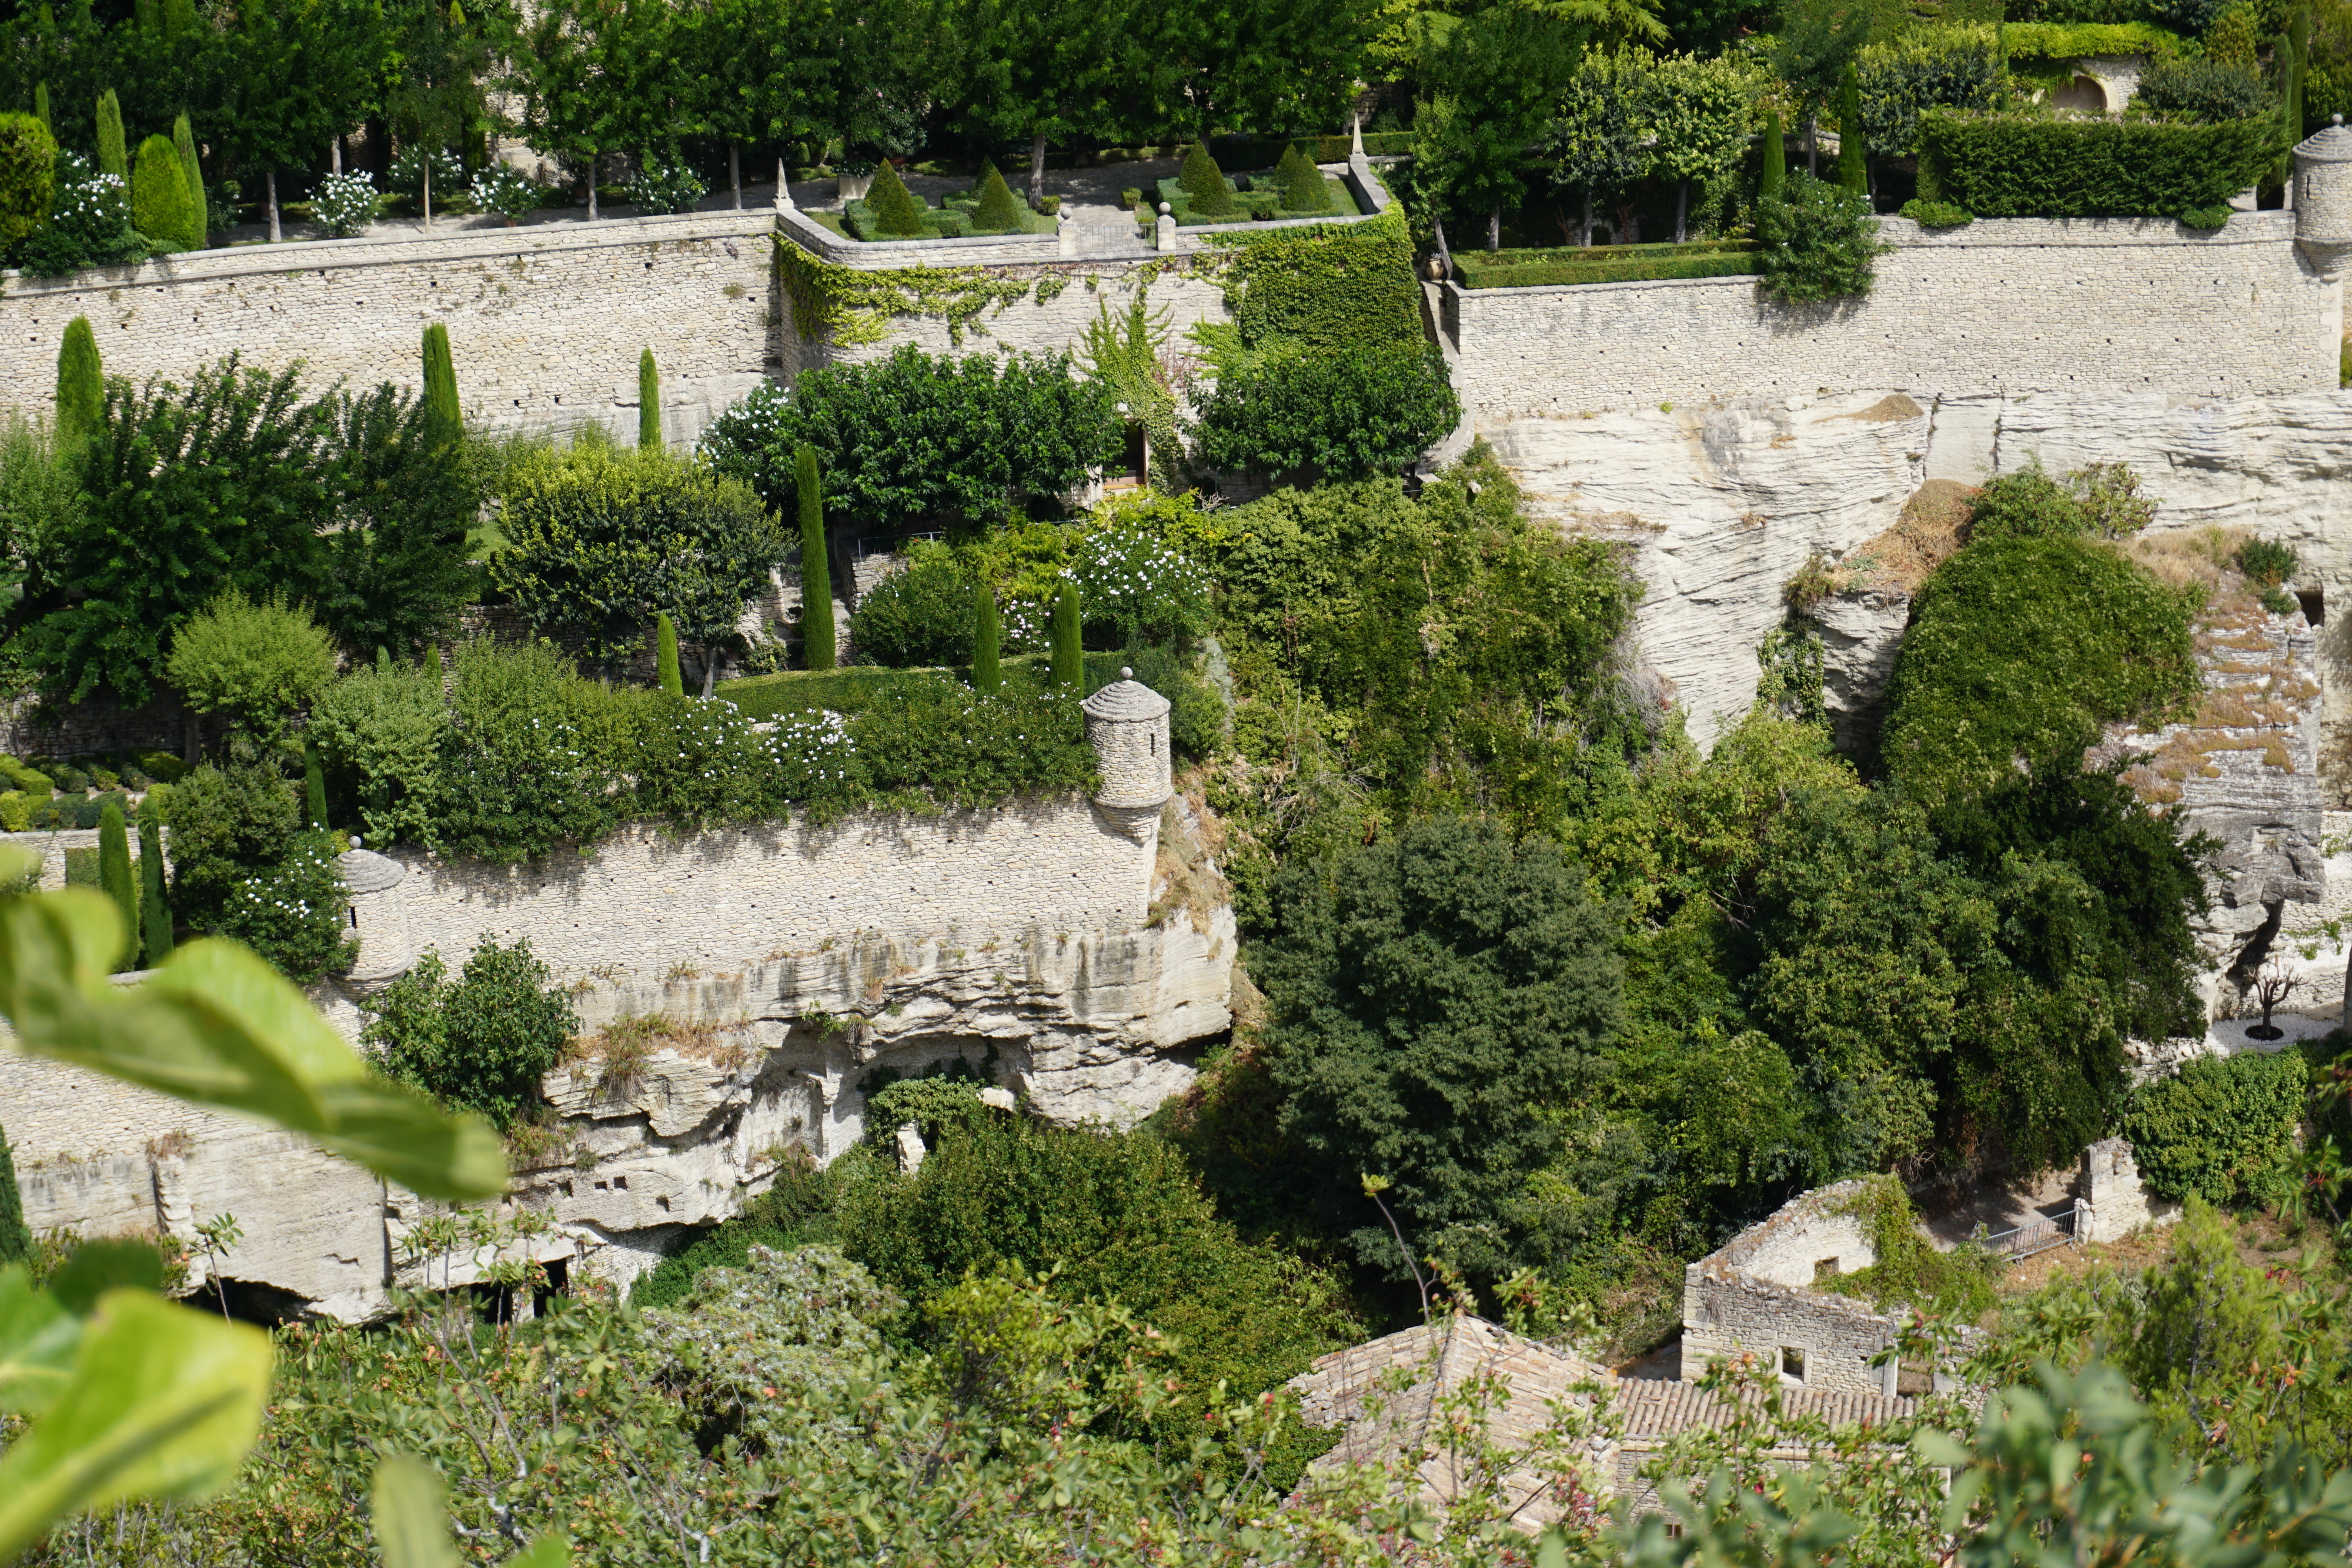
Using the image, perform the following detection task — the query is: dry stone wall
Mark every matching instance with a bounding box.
[1446,215,2336,421]
[0,211,780,445]
[1681,1180,1907,1399]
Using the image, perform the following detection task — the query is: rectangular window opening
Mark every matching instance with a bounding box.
[1781,1346,1807,1382]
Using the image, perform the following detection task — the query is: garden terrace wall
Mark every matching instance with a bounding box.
[1442,213,2337,418]
[0,210,781,444]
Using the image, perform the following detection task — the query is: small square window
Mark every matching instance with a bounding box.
[1781,1346,1807,1382]
[1814,1256,1840,1283]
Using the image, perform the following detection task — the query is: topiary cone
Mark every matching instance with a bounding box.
[131,132,196,251]
[95,88,124,178]
[973,161,1023,233]
[864,161,926,236]
[797,444,836,670]
[656,611,683,694]
[54,315,100,455]
[1278,143,1328,212]
[173,111,205,246]
[98,800,138,970]
[971,579,1001,694]
[1178,141,1234,216]
[138,800,173,967]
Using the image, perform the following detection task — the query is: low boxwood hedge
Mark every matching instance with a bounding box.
[1152,172,1359,226]
[1455,238,1762,289]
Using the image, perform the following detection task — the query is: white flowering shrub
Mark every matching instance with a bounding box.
[696,382,791,467]
[470,163,541,223]
[216,829,358,982]
[310,171,382,238]
[18,151,149,275]
[1065,528,1214,647]
[626,154,706,215]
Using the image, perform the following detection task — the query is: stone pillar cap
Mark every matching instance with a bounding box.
[2296,116,2352,162]
[338,846,405,894]
[1081,676,1171,721]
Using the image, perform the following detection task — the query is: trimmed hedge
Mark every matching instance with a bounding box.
[1154,172,1358,226]
[1456,238,1760,289]
[1918,112,2278,218]
[2003,19,2181,56]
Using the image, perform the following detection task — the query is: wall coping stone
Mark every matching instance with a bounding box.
[0,208,783,294]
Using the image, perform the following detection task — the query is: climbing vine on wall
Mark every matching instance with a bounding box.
[1204,203,1424,355]
[774,239,1059,348]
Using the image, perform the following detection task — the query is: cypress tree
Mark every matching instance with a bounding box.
[162,0,194,32]
[0,1123,26,1269]
[138,801,172,967]
[971,580,1001,694]
[33,83,49,133]
[864,161,926,236]
[55,315,101,456]
[132,133,196,250]
[972,161,1023,232]
[98,800,137,969]
[656,611,683,694]
[303,735,328,827]
[95,88,125,178]
[637,347,660,448]
[173,112,206,245]
[1178,142,1234,216]
[1050,580,1082,689]
[422,322,461,450]
[1760,108,1786,204]
[1279,143,1329,212]
[797,444,835,670]
[1836,63,1866,197]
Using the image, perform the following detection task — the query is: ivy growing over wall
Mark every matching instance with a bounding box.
[1203,206,1425,357]
[774,239,1054,348]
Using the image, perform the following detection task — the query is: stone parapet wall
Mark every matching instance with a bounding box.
[1446,214,2335,419]
[0,210,780,446]
[355,794,1156,988]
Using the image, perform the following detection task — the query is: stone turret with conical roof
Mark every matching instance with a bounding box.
[336,835,413,984]
[2294,115,2352,278]
[1081,667,1172,843]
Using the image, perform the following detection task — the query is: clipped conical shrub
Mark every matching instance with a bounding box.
[1278,143,1328,212]
[972,161,1023,233]
[656,611,683,694]
[55,315,101,456]
[132,133,197,251]
[303,734,328,827]
[0,1124,26,1268]
[174,112,206,243]
[138,801,172,968]
[98,800,137,969]
[422,322,461,450]
[1836,63,1866,196]
[971,580,1001,694]
[95,88,125,178]
[797,444,835,670]
[971,155,1000,195]
[638,347,660,448]
[1760,108,1786,204]
[1050,580,1082,689]
[0,112,56,249]
[864,160,926,236]
[1178,141,1233,216]
[33,82,49,133]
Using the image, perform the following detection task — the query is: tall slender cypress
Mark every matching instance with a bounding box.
[1760,108,1786,205]
[0,1123,27,1268]
[138,801,173,968]
[98,801,138,969]
[796,444,835,670]
[173,112,205,243]
[55,315,101,456]
[1050,581,1082,690]
[32,83,49,133]
[1836,63,1866,197]
[656,611,683,694]
[421,322,461,450]
[638,348,660,448]
[971,580,1001,694]
[303,735,328,828]
[95,88,125,178]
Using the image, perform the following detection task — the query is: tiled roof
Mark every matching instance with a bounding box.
[1608,1373,1916,1437]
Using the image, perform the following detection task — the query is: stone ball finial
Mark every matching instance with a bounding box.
[1121,666,1132,678]
[1158,202,1171,215]
[350,833,363,849]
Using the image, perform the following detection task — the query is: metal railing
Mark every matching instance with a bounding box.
[1982,1199,2084,1263]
